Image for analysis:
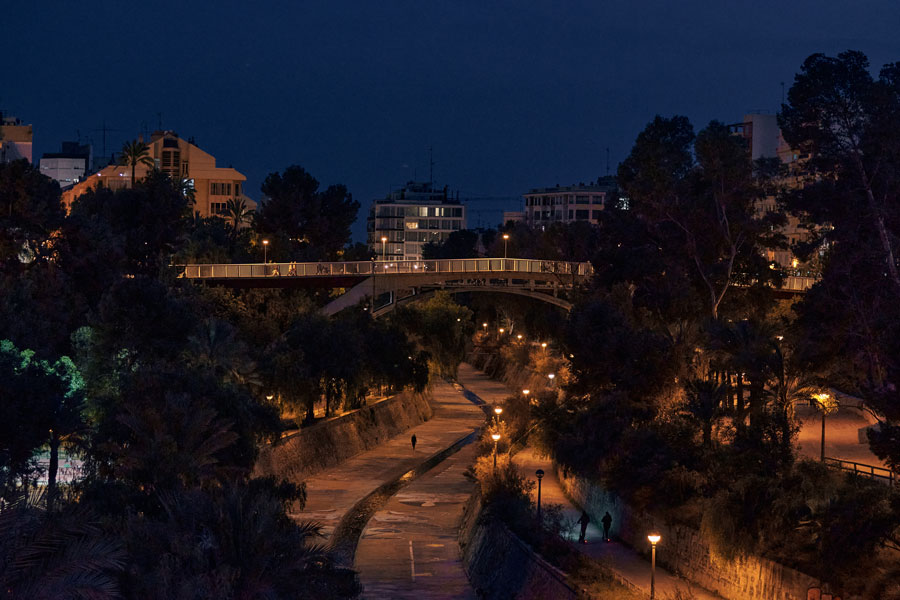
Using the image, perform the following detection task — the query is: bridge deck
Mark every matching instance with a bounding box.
[179,258,593,284]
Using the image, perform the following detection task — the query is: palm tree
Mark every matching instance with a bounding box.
[225,197,254,238]
[685,378,726,448]
[0,490,126,599]
[118,139,155,186]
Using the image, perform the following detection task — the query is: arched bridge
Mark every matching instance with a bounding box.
[178,258,594,316]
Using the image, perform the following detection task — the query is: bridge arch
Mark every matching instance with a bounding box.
[371,286,574,318]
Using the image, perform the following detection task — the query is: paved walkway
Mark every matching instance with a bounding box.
[355,443,480,599]
[292,378,484,542]
[512,447,723,600]
[454,366,722,599]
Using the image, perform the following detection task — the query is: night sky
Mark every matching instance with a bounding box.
[7,1,900,240]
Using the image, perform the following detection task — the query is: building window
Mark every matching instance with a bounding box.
[576,209,589,219]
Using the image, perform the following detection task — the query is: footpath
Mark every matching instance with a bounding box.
[456,366,723,600]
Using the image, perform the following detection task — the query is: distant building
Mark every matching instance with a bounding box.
[730,113,813,274]
[61,131,255,217]
[0,113,33,164]
[501,211,525,225]
[367,181,466,261]
[728,113,781,161]
[523,176,618,228]
[40,142,92,189]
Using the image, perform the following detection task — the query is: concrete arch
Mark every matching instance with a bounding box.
[373,286,574,318]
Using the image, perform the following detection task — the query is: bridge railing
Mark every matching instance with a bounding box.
[824,457,896,487]
[179,258,594,279]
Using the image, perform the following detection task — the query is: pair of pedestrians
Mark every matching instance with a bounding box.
[577,510,613,544]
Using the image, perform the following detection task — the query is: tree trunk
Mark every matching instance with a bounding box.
[48,430,59,511]
[736,375,745,425]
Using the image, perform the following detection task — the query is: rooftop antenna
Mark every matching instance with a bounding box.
[92,119,121,160]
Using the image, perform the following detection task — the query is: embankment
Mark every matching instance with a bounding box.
[253,390,433,483]
[558,469,823,600]
[458,491,577,600]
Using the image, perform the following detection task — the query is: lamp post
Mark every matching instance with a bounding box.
[491,433,501,471]
[648,534,661,599]
[547,373,555,388]
[262,239,269,264]
[502,233,510,259]
[380,236,388,262]
[494,406,503,426]
[517,334,523,341]
[522,389,530,400]
[535,469,544,520]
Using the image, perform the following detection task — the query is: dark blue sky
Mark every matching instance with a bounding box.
[7,1,900,240]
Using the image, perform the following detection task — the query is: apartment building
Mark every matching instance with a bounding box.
[523,176,617,228]
[367,181,466,261]
[0,114,33,164]
[61,131,254,217]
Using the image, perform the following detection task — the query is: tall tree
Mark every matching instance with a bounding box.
[118,139,155,186]
[256,166,359,261]
[618,116,785,320]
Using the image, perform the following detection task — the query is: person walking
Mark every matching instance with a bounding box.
[577,510,590,544]
[601,511,612,542]
[411,434,417,452]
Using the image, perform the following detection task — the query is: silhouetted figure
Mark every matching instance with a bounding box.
[601,511,612,542]
[288,262,297,276]
[577,511,590,544]
[411,434,417,451]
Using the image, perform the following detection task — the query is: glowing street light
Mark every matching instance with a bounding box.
[491,433,501,470]
[541,342,547,349]
[483,322,488,330]
[516,334,523,341]
[262,239,269,263]
[499,328,505,334]
[380,236,388,261]
[535,469,545,519]
[648,534,661,599]
[522,389,530,397]
[502,233,510,259]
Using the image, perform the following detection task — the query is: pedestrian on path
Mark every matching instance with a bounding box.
[601,511,612,542]
[577,510,590,544]
[411,434,417,451]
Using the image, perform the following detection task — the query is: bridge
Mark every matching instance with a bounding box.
[179,258,593,316]
[178,259,818,316]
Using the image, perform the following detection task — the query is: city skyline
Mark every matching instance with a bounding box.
[7,0,900,241]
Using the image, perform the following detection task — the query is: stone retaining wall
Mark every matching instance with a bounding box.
[458,490,577,600]
[557,469,824,600]
[253,390,433,483]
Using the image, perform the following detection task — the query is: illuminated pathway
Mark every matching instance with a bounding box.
[453,365,723,599]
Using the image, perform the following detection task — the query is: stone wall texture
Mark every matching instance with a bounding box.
[557,469,824,600]
[458,491,577,600]
[253,391,433,483]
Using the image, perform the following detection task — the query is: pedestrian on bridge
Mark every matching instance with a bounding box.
[411,434,417,452]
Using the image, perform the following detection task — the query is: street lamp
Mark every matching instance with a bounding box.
[502,233,510,259]
[498,328,505,334]
[494,406,503,426]
[262,239,269,263]
[380,236,388,261]
[491,433,501,470]
[535,469,544,520]
[547,373,555,386]
[648,534,661,599]
[522,389,530,398]
[517,334,523,341]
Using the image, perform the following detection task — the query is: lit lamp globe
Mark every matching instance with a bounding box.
[499,328,505,334]
[648,534,660,544]
[494,407,503,416]
[548,373,555,381]
[522,389,530,396]
[491,433,501,442]
[541,342,547,349]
